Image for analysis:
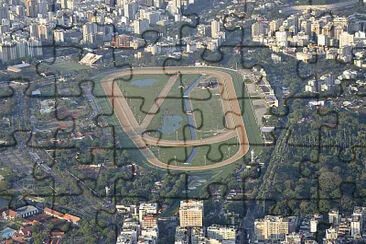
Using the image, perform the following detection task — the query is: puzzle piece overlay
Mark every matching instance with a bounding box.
[0,0,365,243]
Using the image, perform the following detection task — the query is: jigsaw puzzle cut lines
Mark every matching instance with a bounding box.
[100,67,249,171]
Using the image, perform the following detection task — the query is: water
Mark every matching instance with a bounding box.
[130,78,157,87]
[160,115,183,134]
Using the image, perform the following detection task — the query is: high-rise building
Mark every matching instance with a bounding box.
[339,32,354,48]
[38,24,50,42]
[328,209,340,226]
[252,21,268,40]
[254,215,298,241]
[29,23,39,39]
[211,19,220,39]
[28,39,43,57]
[334,25,344,40]
[54,29,64,43]
[284,232,302,244]
[207,225,236,241]
[111,34,131,48]
[325,227,337,241]
[351,216,361,237]
[0,7,9,21]
[25,0,38,17]
[139,203,158,223]
[15,6,25,18]
[317,34,329,46]
[82,22,98,44]
[269,19,282,34]
[133,19,149,35]
[124,2,137,20]
[154,0,162,8]
[179,200,203,227]
[310,219,318,233]
[275,31,288,47]
[142,215,157,229]
[60,0,79,9]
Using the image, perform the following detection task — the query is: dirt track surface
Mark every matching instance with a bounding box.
[100,67,249,171]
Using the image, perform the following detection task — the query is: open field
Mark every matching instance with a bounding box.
[115,74,172,124]
[225,69,263,148]
[100,67,250,171]
[190,86,226,139]
[150,137,239,166]
[145,74,200,140]
[40,60,90,73]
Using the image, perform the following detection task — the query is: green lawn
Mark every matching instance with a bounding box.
[190,86,226,139]
[149,137,239,167]
[40,61,90,73]
[115,74,171,124]
[145,74,200,140]
[92,80,155,169]
[92,67,263,178]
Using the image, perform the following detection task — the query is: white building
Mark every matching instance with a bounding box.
[211,19,220,39]
[339,32,354,48]
[139,203,158,223]
[207,225,236,241]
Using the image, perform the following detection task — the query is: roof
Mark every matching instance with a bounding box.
[3,209,17,217]
[44,207,64,218]
[15,205,38,215]
[63,214,80,223]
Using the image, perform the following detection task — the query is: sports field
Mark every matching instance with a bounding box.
[150,137,239,166]
[100,67,250,171]
[115,74,171,124]
[145,74,199,140]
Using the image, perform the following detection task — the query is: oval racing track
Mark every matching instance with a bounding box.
[100,67,250,171]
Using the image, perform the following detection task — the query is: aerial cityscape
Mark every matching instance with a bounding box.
[0,0,365,243]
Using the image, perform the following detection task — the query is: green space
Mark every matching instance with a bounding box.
[224,69,263,148]
[92,80,154,169]
[115,74,171,124]
[93,66,262,180]
[190,86,226,139]
[149,136,239,167]
[145,74,200,140]
[40,60,91,73]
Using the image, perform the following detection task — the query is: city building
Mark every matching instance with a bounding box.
[211,19,220,39]
[206,225,236,241]
[329,209,340,226]
[15,206,39,218]
[139,203,158,223]
[179,200,203,227]
[254,215,298,241]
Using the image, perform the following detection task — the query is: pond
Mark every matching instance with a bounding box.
[160,115,183,134]
[130,78,157,87]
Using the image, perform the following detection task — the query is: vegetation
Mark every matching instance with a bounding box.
[115,74,172,123]
[150,136,239,166]
[146,74,200,140]
[190,85,227,139]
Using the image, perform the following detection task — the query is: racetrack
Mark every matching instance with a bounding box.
[100,67,249,171]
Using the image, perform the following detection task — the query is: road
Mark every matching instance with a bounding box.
[100,67,249,171]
